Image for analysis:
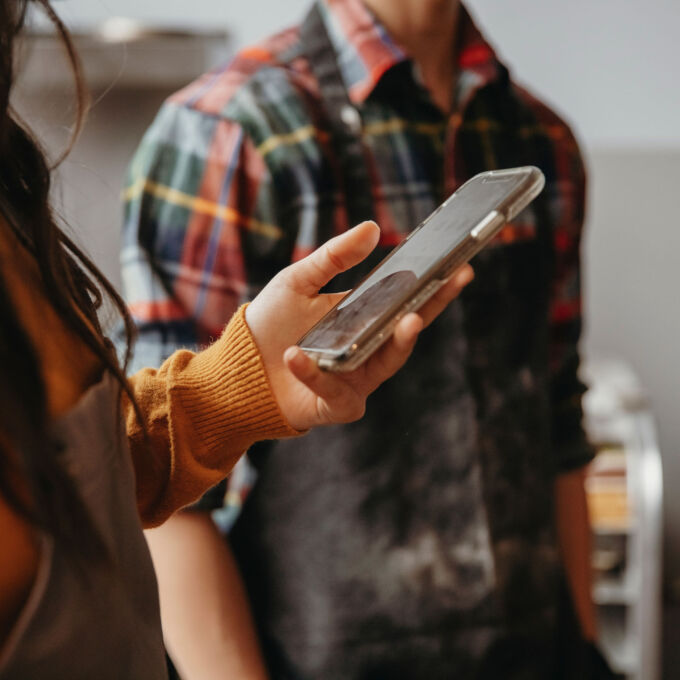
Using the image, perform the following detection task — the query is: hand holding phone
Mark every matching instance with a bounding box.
[297,166,545,372]
[244,221,473,431]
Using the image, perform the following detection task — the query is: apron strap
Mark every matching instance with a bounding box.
[300,3,375,227]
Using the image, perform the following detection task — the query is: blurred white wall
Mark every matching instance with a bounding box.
[50,0,680,148]
[26,1,680,579]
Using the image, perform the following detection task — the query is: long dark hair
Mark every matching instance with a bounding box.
[0,0,141,557]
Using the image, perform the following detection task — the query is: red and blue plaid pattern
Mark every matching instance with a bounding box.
[122,0,589,478]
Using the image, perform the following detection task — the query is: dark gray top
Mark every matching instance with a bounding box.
[0,373,167,679]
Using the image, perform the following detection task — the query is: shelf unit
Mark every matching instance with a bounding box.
[582,360,663,680]
[16,18,230,92]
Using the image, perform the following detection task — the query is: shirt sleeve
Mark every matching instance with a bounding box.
[121,100,288,373]
[546,125,595,474]
[124,305,300,528]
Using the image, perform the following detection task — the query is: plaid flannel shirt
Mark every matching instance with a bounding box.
[122,0,591,509]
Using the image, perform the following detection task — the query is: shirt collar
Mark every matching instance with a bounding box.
[318,0,505,108]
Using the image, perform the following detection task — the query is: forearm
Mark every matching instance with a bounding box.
[145,512,269,680]
[554,466,596,641]
[124,307,298,527]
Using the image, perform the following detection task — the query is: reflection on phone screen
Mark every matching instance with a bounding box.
[302,270,418,350]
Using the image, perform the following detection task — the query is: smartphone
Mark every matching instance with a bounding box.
[297,166,545,372]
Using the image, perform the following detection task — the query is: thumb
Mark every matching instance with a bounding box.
[283,221,380,295]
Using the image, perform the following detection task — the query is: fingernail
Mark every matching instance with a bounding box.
[285,346,311,375]
[360,220,380,232]
[284,346,301,365]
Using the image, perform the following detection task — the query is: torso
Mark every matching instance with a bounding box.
[0,215,107,656]
[0,216,102,647]
[0,372,167,679]
[226,14,571,678]
[0,213,166,676]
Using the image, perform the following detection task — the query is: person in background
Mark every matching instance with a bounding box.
[122,0,611,678]
[0,1,472,678]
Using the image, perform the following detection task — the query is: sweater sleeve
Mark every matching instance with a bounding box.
[124,305,300,527]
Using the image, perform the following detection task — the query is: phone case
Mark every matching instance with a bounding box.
[300,166,545,372]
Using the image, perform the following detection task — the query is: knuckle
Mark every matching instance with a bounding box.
[323,242,347,274]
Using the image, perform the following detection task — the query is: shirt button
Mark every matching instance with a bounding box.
[340,104,362,134]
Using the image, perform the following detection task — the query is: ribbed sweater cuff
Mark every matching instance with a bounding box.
[169,305,302,456]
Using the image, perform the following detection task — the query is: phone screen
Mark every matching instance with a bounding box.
[299,173,524,355]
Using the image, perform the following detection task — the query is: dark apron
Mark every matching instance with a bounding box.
[230,5,580,679]
[0,373,167,679]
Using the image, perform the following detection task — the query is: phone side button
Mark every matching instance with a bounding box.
[470,210,505,241]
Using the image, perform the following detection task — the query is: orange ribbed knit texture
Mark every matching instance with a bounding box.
[127,305,301,526]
